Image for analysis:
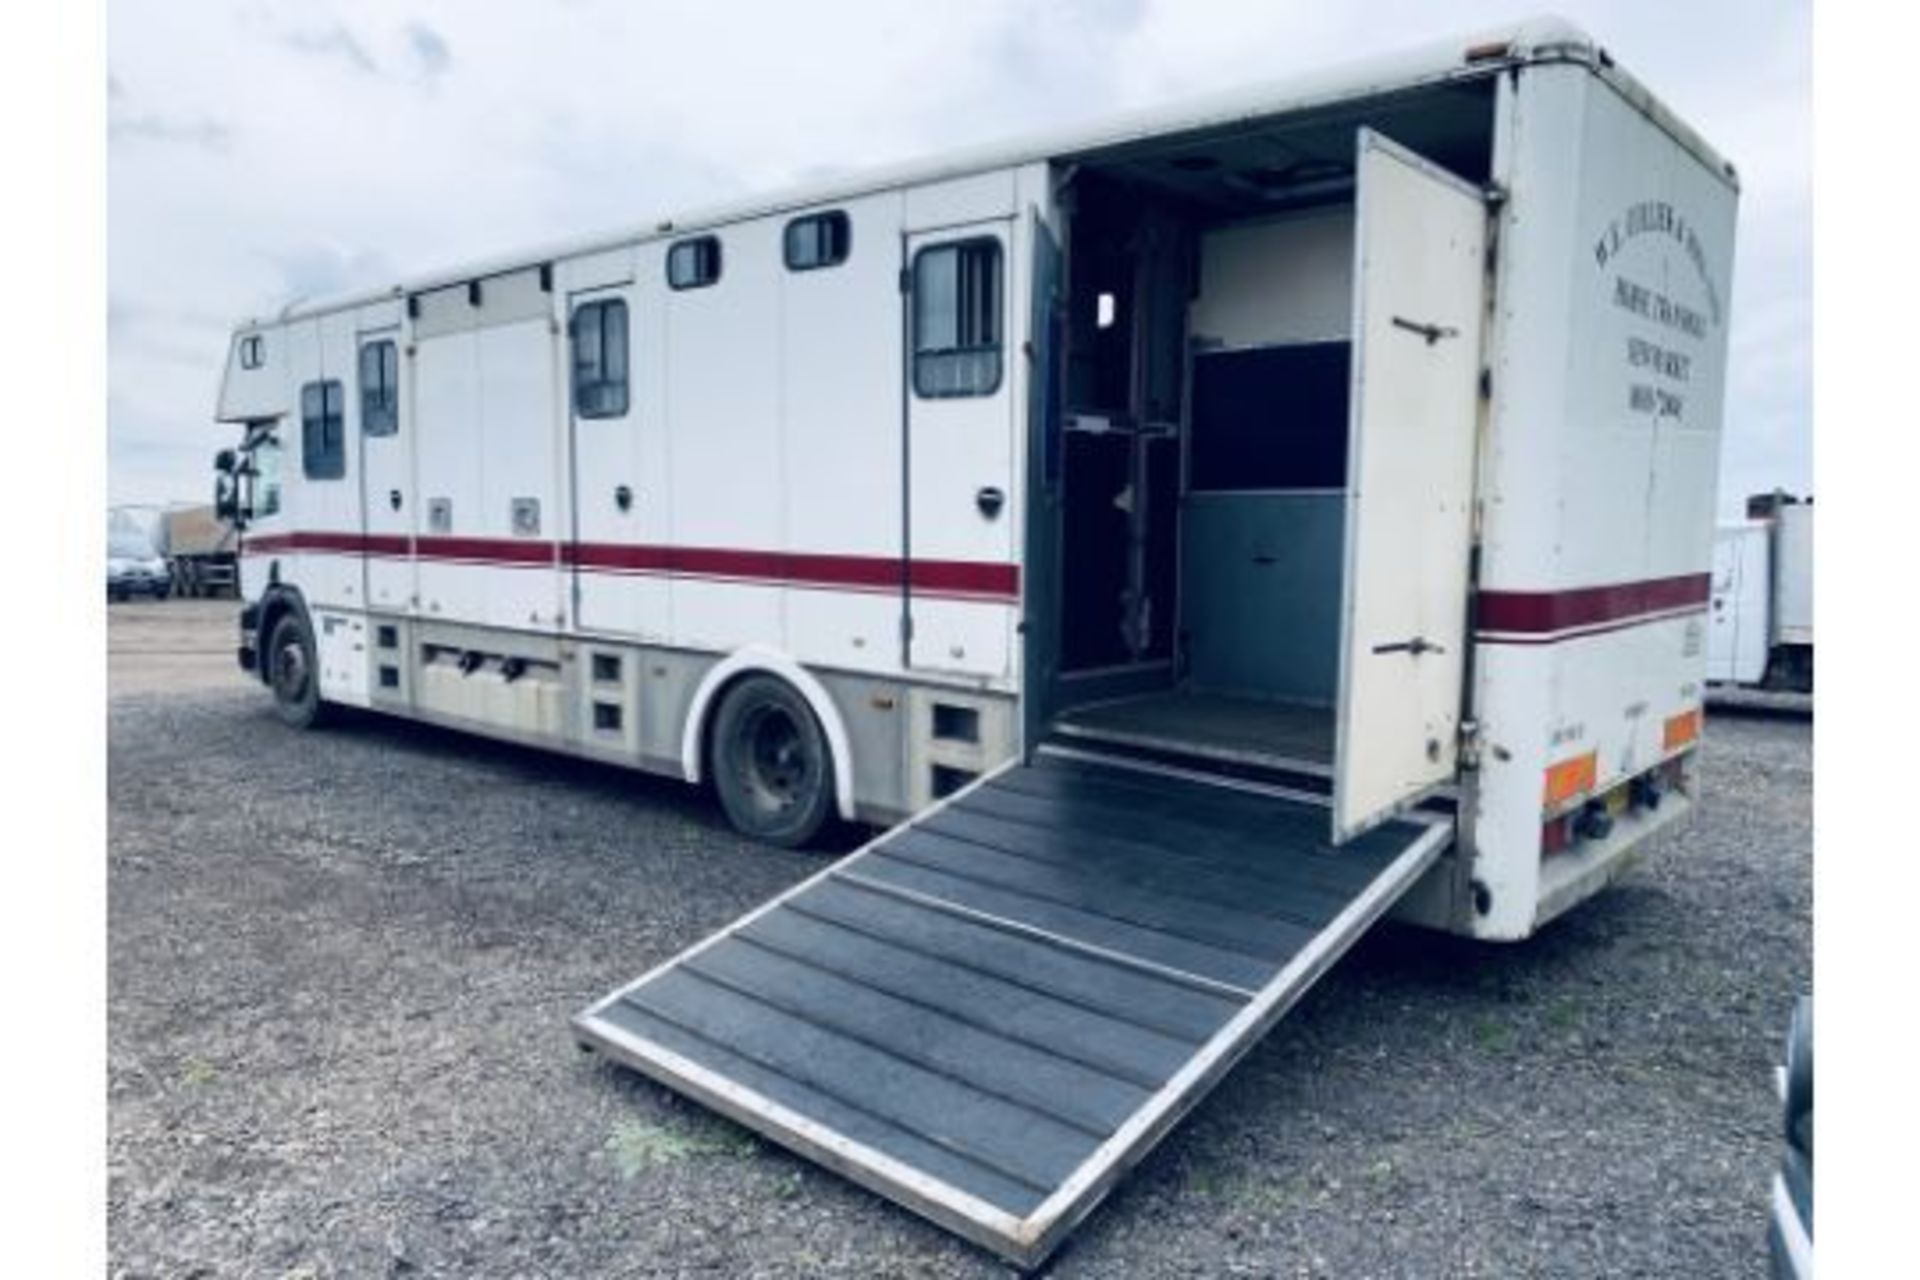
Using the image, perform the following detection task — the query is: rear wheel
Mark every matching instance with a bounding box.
[266,611,330,729]
[709,675,835,848]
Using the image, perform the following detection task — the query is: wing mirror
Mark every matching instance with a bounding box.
[213,449,243,528]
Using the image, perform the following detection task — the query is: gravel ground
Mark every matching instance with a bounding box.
[108,601,1811,1277]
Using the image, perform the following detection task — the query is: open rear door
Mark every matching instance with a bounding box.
[1332,130,1488,843]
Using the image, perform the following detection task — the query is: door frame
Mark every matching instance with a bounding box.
[563,280,638,633]
[900,216,1018,678]
[354,321,408,611]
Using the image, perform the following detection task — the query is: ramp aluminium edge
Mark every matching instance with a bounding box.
[574,753,1452,1267]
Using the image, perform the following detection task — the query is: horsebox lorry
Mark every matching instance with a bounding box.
[211,18,1736,1266]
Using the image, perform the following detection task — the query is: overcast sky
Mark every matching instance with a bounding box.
[108,0,1809,516]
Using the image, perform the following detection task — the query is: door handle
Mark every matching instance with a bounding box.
[388,489,402,511]
[976,486,1005,519]
[1391,316,1459,345]
[614,484,633,513]
[1373,636,1444,656]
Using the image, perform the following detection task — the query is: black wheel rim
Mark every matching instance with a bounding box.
[736,703,812,816]
[273,631,310,705]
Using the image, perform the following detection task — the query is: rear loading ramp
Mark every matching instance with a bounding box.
[574,751,1451,1267]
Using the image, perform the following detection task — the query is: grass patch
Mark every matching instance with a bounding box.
[1471,1017,1513,1053]
[604,1115,756,1180]
[1545,996,1583,1033]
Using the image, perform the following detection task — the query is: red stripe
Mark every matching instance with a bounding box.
[241,531,1019,601]
[1476,573,1710,638]
[415,535,556,566]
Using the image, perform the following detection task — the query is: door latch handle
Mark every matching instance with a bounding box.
[1391,316,1459,345]
[1373,636,1445,656]
[976,486,1005,519]
[614,484,633,513]
[388,489,402,511]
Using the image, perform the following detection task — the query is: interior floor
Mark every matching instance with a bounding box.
[1051,689,1335,775]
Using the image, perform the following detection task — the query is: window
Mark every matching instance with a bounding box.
[300,380,346,480]
[1187,342,1351,492]
[784,211,851,271]
[913,239,1003,398]
[238,334,265,369]
[360,340,399,436]
[570,299,629,418]
[666,236,721,290]
[249,435,283,516]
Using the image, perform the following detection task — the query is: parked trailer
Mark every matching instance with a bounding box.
[158,503,239,598]
[1708,493,1812,692]
[211,17,1736,1265]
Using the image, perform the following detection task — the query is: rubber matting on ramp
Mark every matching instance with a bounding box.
[575,750,1450,1266]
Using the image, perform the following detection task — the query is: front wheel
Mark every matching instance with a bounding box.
[266,610,331,729]
[708,675,836,848]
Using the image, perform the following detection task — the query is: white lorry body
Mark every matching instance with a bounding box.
[216,17,1735,947]
[1772,501,1814,648]
[1708,497,1812,691]
[1708,522,1772,686]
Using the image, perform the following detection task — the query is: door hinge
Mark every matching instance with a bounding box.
[1457,718,1483,771]
[899,613,915,641]
[898,266,913,294]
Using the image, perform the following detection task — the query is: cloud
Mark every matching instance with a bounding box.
[283,22,378,75]
[106,0,1810,512]
[406,21,451,83]
[107,73,231,151]
[109,112,233,152]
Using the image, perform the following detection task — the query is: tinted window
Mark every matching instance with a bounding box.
[666,236,721,290]
[300,380,346,480]
[571,299,629,419]
[360,340,399,436]
[784,211,851,271]
[912,239,1003,398]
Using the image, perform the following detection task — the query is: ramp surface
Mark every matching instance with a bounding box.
[575,748,1450,1266]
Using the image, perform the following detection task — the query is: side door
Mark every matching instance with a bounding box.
[356,315,411,612]
[1331,129,1489,842]
[904,220,1018,677]
[563,256,670,640]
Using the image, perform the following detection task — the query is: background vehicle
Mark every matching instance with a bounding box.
[157,503,239,599]
[212,18,1737,1265]
[1708,492,1813,692]
[106,510,169,601]
[1768,996,1812,1278]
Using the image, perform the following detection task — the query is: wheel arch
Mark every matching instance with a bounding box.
[681,646,857,822]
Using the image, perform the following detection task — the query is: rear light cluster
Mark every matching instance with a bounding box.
[1540,742,1691,857]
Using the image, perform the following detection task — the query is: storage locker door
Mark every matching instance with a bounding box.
[1331,130,1487,843]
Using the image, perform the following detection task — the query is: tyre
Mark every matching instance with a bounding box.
[708,674,836,848]
[265,610,330,729]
